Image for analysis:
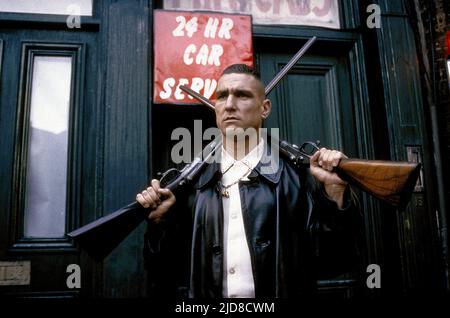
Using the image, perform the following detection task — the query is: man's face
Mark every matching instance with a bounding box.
[215,73,271,135]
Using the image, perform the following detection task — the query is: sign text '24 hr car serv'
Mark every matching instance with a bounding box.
[153,10,253,104]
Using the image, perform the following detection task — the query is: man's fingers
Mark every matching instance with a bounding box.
[151,179,161,192]
[138,186,162,209]
[319,148,328,167]
[309,148,321,167]
[314,148,345,171]
[158,188,176,203]
[158,188,171,196]
[322,149,333,170]
[309,147,348,187]
[136,193,150,208]
[315,148,327,169]
[331,150,341,168]
[142,189,157,209]
[136,180,177,219]
[148,188,161,205]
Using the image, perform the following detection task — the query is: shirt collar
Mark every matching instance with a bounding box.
[221,138,265,173]
[195,138,284,190]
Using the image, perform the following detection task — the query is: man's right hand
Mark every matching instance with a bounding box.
[136,179,176,222]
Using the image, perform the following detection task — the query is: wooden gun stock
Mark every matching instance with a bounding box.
[335,159,421,209]
[278,140,421,209]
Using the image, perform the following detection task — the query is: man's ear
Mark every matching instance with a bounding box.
[261,99,272,119]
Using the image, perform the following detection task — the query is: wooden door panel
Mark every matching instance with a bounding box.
[260,54,357,157]
[259,50,361,298]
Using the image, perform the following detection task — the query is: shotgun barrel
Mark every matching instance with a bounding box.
[68,140,222,261]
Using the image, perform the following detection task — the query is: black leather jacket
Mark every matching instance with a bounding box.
[144,146,359,298]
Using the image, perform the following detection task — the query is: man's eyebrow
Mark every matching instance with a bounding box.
[215,87,255,98]
[216,88,228,97]
[233,88,255,96]
[223,87,254,94]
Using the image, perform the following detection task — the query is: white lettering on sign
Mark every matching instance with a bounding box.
[217,18,233,39]
[183,44,224,66]
[204,17,234,39]
[159,77,218,100]
[204,17,219,38]
[163,0,340,29]
[175,78,190,100]
[183,44,196,65]
[172,16,199,37]
[160,78,176,99]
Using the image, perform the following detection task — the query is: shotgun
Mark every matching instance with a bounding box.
[179,85,421,210]
[69,36,420,261]
[68,37,318,261]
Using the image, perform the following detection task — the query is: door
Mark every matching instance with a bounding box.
[257,36,369,298]
[0,21,99,298]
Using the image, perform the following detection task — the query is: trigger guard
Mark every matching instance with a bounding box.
[159,168,181,188]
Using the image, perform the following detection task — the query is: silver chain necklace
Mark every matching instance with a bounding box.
[217,160,252,198]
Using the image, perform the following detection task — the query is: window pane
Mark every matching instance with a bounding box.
[0,0,92,16]
[23,56,72,238]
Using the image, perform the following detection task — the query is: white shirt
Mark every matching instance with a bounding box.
[221,139,265,298]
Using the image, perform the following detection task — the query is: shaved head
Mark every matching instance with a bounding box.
[221,64,265,98]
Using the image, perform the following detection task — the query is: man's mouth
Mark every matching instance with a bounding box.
[224,117,239,122]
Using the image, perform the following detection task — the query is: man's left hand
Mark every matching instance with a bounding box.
[310,148,348,208]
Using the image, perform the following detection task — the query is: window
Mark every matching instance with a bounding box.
[23,56,73,238]
[11,43,83,249]
[0,0,93,16]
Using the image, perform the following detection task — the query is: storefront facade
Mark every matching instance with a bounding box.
[0,0,448,299]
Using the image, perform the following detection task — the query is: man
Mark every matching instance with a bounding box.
[137,64,359,298]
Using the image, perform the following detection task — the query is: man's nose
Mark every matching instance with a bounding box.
[224,95,236,110]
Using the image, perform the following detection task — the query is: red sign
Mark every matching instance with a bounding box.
[446,31,450,57]
[153,10,253,104]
